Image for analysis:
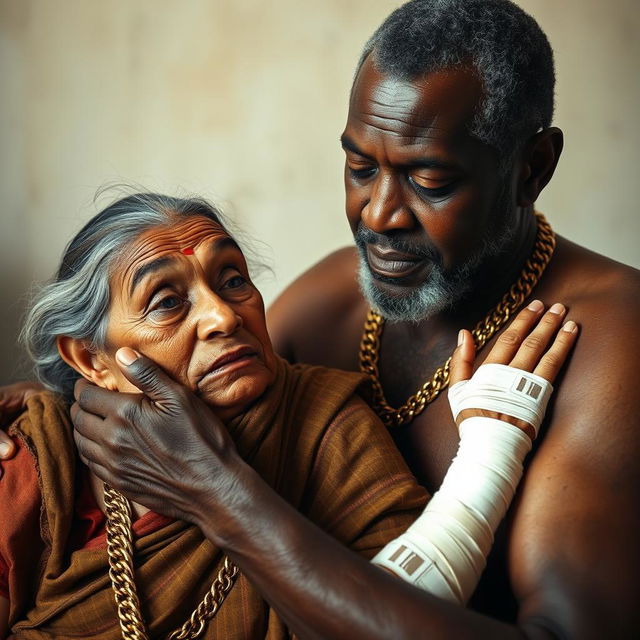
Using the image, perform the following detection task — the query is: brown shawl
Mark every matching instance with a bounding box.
[3,357,426,639]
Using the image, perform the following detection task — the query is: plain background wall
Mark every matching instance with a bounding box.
[1,0,638,384]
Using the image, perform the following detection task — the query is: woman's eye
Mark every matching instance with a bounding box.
[223,275,247,290]
[149,294,184,315]
[157,295,182,309]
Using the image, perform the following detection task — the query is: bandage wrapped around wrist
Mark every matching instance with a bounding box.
[371,364,552,604]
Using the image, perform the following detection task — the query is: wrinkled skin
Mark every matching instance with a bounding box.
[1,58,639,640]
[267,60,640,637]
[64,302,576,640]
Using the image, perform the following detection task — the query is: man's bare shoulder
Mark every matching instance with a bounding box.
[267,247,366,369]
[542,236,639,303]
[507,237,640,635]
[541,237,639,369]
[532,236,639,443]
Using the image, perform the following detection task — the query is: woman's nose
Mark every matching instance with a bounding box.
[196,289,242,340]
[361,173,415,234]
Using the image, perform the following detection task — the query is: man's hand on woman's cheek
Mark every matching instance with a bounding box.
[71,347,249,534]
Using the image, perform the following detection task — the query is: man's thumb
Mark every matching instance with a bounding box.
[448,330,477,386]
[116,348,177,405]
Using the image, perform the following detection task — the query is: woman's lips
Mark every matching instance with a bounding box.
[366,245,429,279]
[197,347,259,389]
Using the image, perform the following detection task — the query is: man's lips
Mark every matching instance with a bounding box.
[366,245,428,279]
[196,346,259,388]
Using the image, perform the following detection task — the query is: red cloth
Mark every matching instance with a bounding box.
[0,438,170,599]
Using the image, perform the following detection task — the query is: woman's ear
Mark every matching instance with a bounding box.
[516,127,564,207]
[56,336,118,390]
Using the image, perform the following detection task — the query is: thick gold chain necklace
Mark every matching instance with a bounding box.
[359,212,556,428]
[104,483,239,640]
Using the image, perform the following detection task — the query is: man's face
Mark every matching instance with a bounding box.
[341,56,515,321]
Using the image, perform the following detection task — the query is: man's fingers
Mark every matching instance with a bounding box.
[449,330,476,385]
[74,378,141,419]
[0,432,16,460]
[71,401,107,440]
[74,436,113,486]
[533,320,579,382]
[116,348,180,407]
[483,300,546,366]
[509,303,566,372]
[74,427,112,471]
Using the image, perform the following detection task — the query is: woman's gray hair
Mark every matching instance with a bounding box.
[21,192,229,402]
[356,0,555,163]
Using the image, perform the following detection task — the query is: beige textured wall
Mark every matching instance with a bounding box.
[1,0,638,384]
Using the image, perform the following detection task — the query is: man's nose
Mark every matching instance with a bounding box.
[362,173,414,233]
[196,288,242,340]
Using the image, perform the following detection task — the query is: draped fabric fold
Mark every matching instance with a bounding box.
[2,357,427,639]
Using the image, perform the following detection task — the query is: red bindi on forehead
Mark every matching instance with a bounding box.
[182,247,195,255]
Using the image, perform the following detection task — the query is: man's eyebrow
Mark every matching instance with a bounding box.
[340,134,458,171]
[403,157,459,170]
[129,256,177,296]
[340,135,374,161]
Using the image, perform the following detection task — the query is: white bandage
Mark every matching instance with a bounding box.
[448,363,553,438]
[372,363,551,604]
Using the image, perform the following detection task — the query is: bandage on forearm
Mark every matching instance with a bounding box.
[372,364,552,604]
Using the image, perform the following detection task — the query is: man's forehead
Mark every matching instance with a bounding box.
[348,57,484,138]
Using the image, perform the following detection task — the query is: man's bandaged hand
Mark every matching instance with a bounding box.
[372,302,578,603]
[448,300,578,441]
[448,364,552,439]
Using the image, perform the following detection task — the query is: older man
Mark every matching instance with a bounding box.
[266,0,640,633]
[2,0,639,637]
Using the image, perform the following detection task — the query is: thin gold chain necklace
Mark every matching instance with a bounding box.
[104,483,239,640]
[359,212,556,428]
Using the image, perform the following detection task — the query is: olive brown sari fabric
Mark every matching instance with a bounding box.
[1,357,427,639]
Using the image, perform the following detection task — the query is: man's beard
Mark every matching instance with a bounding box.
[355,189,515,323]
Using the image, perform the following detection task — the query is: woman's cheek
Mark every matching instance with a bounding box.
[109,323,194,391]
[138,336,194,388]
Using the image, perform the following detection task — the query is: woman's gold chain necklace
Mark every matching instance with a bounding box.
[359,212,556,428]
[104,483,239,640]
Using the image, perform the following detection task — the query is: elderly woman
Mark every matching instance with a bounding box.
[0,192,574,639]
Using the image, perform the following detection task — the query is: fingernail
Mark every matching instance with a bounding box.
[116,348,138,366]
[0,442,10,457]
[549,303,565,315]
[562,320,577,333]
[527,299,544,312]
[457,330,464,346]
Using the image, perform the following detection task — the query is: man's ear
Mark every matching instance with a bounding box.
[56,336,117,390]
[516,127,564,207]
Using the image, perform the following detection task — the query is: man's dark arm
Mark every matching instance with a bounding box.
[72,363,530,640]
[72,307,597,640]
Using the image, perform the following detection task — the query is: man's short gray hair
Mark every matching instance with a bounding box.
[357,0,555,159]
[21,192,228,402]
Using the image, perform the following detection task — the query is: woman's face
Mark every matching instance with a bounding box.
[96,216,276,421]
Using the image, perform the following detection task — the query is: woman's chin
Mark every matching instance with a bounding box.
[199,370,273,420]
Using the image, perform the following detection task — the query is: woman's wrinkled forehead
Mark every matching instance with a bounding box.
[115,216,234,287]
